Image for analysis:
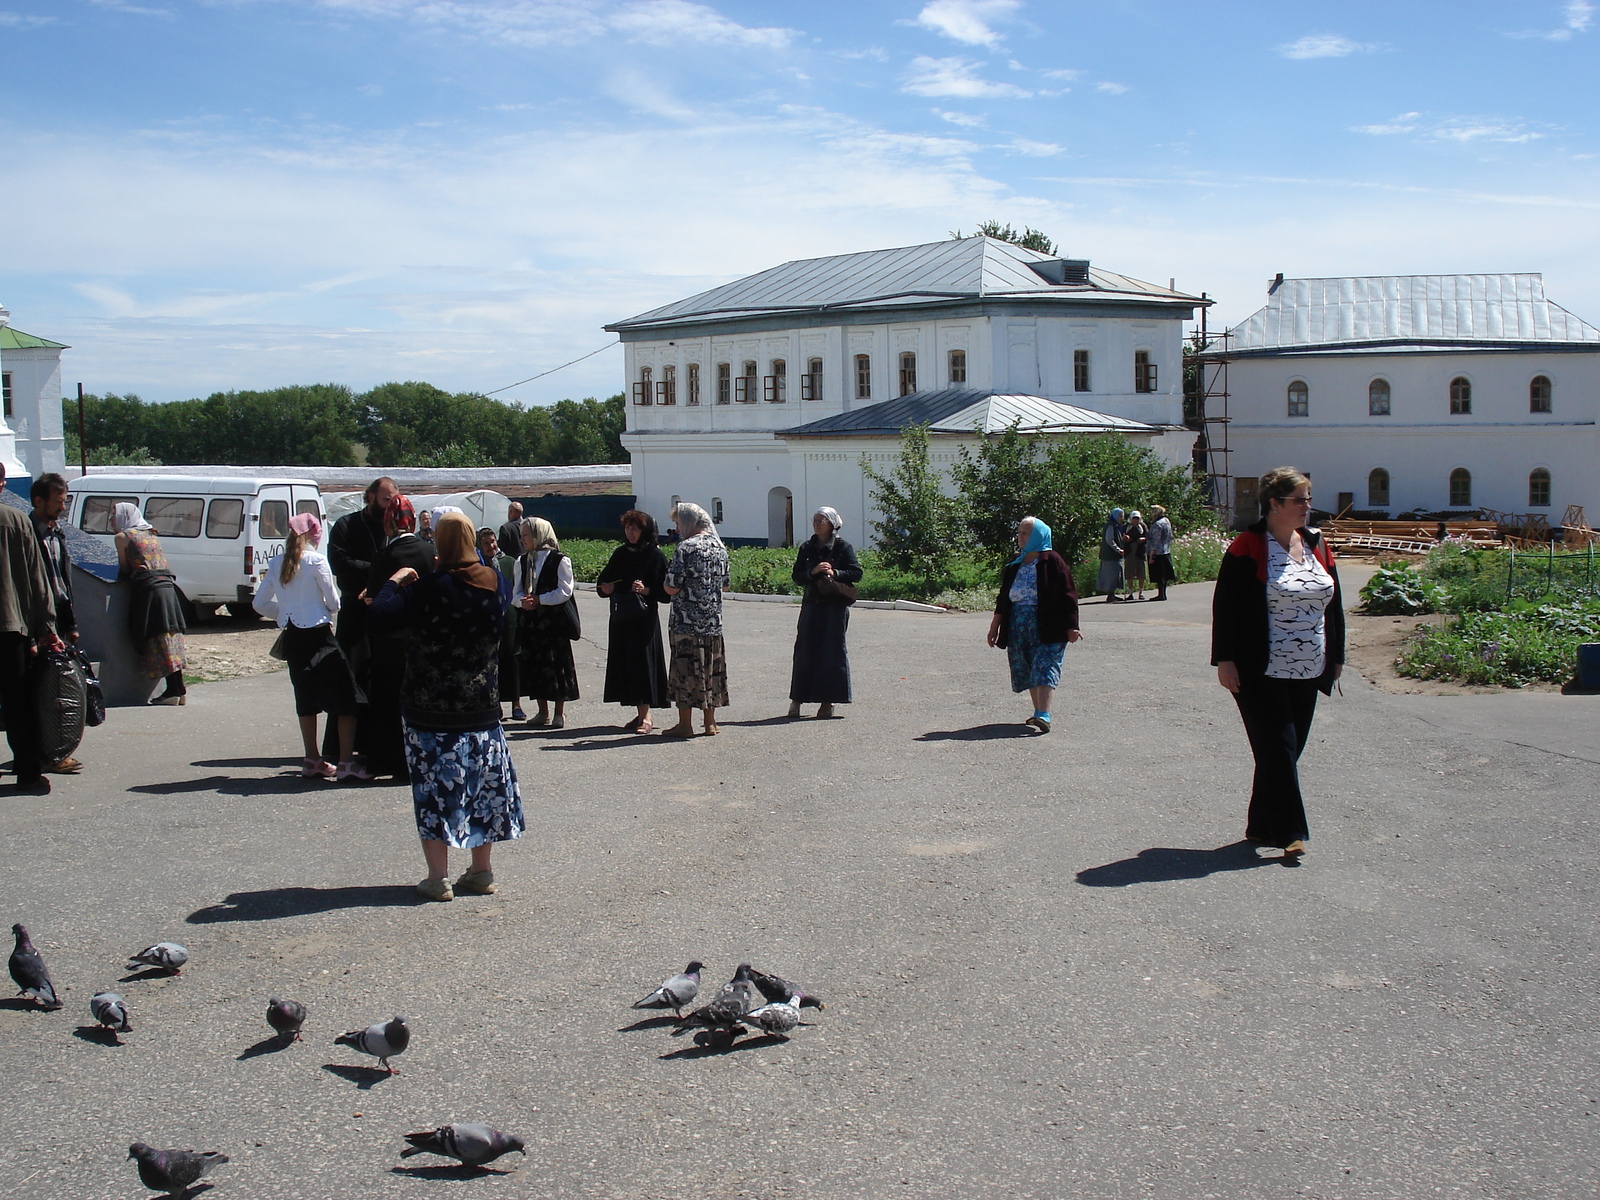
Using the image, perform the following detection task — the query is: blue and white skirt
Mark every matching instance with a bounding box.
[404,723,524,848]
[1006,604,1065,693]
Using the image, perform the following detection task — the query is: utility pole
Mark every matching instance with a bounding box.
[77,382,88,478]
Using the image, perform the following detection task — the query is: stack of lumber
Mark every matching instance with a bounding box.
[1321,520,1502,555]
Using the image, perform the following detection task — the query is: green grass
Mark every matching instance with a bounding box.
[1395,598,1600,687]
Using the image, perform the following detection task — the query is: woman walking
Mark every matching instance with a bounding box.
[358,495,434,780]
[1212,467,1344,859]
[479,527,525,723]
[1123,511,1149,601]
[112,503,188,705]
[987,516,1081,733]
[254,512,367,780]
[787,506,862,719]
[596,510,670,734]
[370,512,522,901]
[660,502,730,738]
[1147,504,1176,601]
[1096,507,1126,602]
[516,517,579,729]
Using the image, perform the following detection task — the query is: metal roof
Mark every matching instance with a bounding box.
[609,237,1199,331]
[1212,274,1600,356]
[0,327,68,351]
[777,388,1159,437]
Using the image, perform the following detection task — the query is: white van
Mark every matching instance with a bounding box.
[67,474,324,618]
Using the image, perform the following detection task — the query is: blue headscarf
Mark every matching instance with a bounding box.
[1010,516,1052,565]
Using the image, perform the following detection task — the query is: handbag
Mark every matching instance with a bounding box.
[71,647,106,727]
[608,588,650,621]
[535,552,583,641]
[268,629,290,660]
[813,574,857,605]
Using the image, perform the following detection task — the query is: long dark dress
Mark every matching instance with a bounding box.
[517,550,580,703]
[358,533,437,778]
[788,536,863,704]
[596,543,670,708]
[495,552,521,703]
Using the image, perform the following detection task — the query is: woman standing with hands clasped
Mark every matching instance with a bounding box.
[596,510,670,734]
[1211,467,1344,859]
[787,506,862,719]
[516,517,579,729]
[987,516,1080,734]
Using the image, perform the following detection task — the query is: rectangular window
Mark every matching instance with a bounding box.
[142,496,204,539]
[79,495,138,534]
[686,363,700,406]
[948,349,967,385]
[206,498,245,539]
[802,357,823,400]
[764,359,786,402]
[855,354,872,399]
[258,499,290,540]
[632,366,653,405]
[654,364,675,406]
[1073,349,1090,392]
[1134,350,1157,393]
[1,372,10,417]
[898,352,917,396]
[712,497,724,524]
[715,362,730,405]
[735,360,757,403]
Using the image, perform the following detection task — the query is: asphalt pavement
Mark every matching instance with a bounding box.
[1,579,1596,1199]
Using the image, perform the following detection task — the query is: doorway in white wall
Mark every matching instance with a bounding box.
[767,486,793,548]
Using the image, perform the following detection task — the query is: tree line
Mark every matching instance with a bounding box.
[64,382,627,467]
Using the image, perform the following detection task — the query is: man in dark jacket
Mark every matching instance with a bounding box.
[29,473,82,774]
[497,502,524,559]
[0,463,64,793]
[322,476,395,759]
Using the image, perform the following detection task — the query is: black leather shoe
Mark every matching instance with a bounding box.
[14,776,51,795]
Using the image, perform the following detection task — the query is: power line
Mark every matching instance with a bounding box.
[483,341,620,398]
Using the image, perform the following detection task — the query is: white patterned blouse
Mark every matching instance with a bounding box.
[1264,535,1335,679]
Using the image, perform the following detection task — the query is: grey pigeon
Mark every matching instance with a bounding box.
[91,991,132,1034]
[128,1143,229,1197]
[266,997,307,1041]
[632,961,703,1016]
[128,942,189,975]
[336,1014,409,1072]
[401,1123,526,1167]
[749,967,826,1011]
[677,963,756,1033]
[8,924,61,1009]
[734,995,801,1038]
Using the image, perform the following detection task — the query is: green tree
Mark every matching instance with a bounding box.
[950,220,1057,255]
[861,424,960,580]
[547,394,626,464]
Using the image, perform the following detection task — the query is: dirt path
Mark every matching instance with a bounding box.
[184,612,285,683]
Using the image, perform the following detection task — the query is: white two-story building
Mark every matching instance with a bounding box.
[1205,274,1600,525]
[0,304,69,491]
[607,236,1205,546]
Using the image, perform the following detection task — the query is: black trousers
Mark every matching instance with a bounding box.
[0,632,43,780]
[1232,675,1320,847]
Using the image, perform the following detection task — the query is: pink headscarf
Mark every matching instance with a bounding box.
[288,511,322,544]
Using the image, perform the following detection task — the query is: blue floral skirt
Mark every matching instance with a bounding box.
[1007,604,1065,693]
[404,723,524,848]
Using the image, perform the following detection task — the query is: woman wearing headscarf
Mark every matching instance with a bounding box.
[254,512,367,779]
[1212,467,1343,859]
[480,527,525,722]
[112,502,188,705]
[1146,504,1176,601]
[987,516,1081,733]
[356,494,435,780]
[661,502,730,738]
[370,512,522,901]
[1123,510,1149,601]
[516,516,579,729]
[1096,507,1127,602]
[787,506,863,720]
[596,510,670,734]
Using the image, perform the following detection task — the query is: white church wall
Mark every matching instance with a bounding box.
[3,347,66,477]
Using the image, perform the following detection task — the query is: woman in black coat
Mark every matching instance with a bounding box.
[359,494,436,779]
[787,506,863,719]
[596,511,671,734]
[1212,467,1344,858]
[986,516,1081,734]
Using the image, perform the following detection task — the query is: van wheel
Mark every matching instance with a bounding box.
[225,602,255,620]
[195,604,221,623]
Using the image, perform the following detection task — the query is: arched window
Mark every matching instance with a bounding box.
[686,362,700,405]
[1449,468,1472,507]
[1529,468,1551,507]
[735,359,757,403]
[1368,379,1391,416]
[715,362,731,404]
[898,352,917,396]
[802,356,822,400]
[1368,468,1390,507]
[764,359,786,402]
[633,365,653,406]
[1530,375,1552,413]
[1449,376,1471,414]
[1286,380,1308,417]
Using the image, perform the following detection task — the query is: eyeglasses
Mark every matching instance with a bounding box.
[1284,494,1314,505]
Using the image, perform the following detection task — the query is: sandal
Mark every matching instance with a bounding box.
[300,757,336,779]
[511,706,527,721]
[335,762,374,782]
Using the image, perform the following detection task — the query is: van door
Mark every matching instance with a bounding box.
[248,487,293,594]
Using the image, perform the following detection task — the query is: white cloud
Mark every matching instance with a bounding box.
[1008,138,1061,157]
[1040,68,1081,81]
[902,56,1032,99]
[88,0,174,15]
[1511,0,1594,39]
[935,109,986,127]
[358,83,384,97]
[1276,33,1379,59]
[0,10,54,25]
[1352,112,1546,144]
[609,0,794,48]
[1095,81,1129,94]
[1351,112,1420,135]
[911,0,1020,50]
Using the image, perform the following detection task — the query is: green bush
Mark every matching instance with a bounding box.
[1396,598,1600,686]
[1358,562,1437,615]
[1419,541,1600,613]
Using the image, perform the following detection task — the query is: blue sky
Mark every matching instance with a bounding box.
[4,0,1598,405]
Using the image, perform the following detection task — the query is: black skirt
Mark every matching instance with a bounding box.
[789,598,852,703]
[603,609,669,707]
[282,623,365,717]
[519,607,579,702]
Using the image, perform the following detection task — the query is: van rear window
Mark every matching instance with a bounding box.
[207,499,244,539]
[296,499,321,517]
[258,500,289,539]
[145,496,203,539]
[78,495,138,534]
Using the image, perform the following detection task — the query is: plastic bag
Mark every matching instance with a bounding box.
[36,650,87,763]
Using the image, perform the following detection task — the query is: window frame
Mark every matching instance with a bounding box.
[632,365,654,406]
[1529,375,1552,413]
[206,498,246,539]
[1134,349,1157,393]
[715,362,731,405]
[1368,378,1391,416]
[898,351,917,397]
[1,371,11,418]
[1286,379,1309,418]
[854,354,872,400]
[1073,349,1090,393]
[79,494,139,534]
[764,359,787,402]
[1529,468,1552,508]
[1448,467,1472,508]
[258,498,291,540]
[802,357,823,400]
[736,360,758,404]
[686,362,700,406]
[1367,468,1391,507]
[655,363,676,406]
[1449,376,1472,415]
[948,349,967,385]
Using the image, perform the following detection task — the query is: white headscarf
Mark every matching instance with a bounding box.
[814,506,843,533]
[431,505,464,526]
[673,501,721,543]
[113,502,152,533]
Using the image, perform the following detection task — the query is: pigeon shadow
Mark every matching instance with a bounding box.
[659,1031,788,1059]
[390,1164,513,1180]
[618,1015,681,1032]
[0,996,59,1012]
[118,967,176,983]
[72,1025,124,1046]
[916,723,1034,742]
[1075,842,1276,887]
[237,1035,293,1060]
[322,1062,392,1090]
[188,885,419,924]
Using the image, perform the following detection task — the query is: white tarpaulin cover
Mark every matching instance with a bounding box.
[323,488,513,530]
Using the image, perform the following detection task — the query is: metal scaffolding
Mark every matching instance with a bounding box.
[1184,296,1233,525]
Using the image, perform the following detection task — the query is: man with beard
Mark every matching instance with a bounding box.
[323,475,397,762]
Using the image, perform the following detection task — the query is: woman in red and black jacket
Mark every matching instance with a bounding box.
[987,516,1081,734]
[1211,467,1344,858]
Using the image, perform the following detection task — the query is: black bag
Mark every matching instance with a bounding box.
[71,648,106,728]
[608,588,650,621]
[535,552,583,641]
[813,574,858,605]
[36,650,87,762]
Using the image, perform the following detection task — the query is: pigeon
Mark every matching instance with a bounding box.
[632,961,704,1017]
[266,997,307,1041]
[91,991,132,1034]
[401,1124,527,1167]
[128,942,189,975]
[676,963,756,1033]
[8,924,61,1009]
[335,1014,409,1073]
[749,967,826,1011]
[128,1143,229,1197]
[734,995,802,1038]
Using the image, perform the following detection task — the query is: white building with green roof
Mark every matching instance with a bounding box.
[0,305,69,486]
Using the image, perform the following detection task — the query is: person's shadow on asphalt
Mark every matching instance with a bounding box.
[1075,841,1281,886]
[916,723,1034,741]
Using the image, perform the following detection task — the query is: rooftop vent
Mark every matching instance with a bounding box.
[1268,272,1285,294]
[1029,258,1091,286]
